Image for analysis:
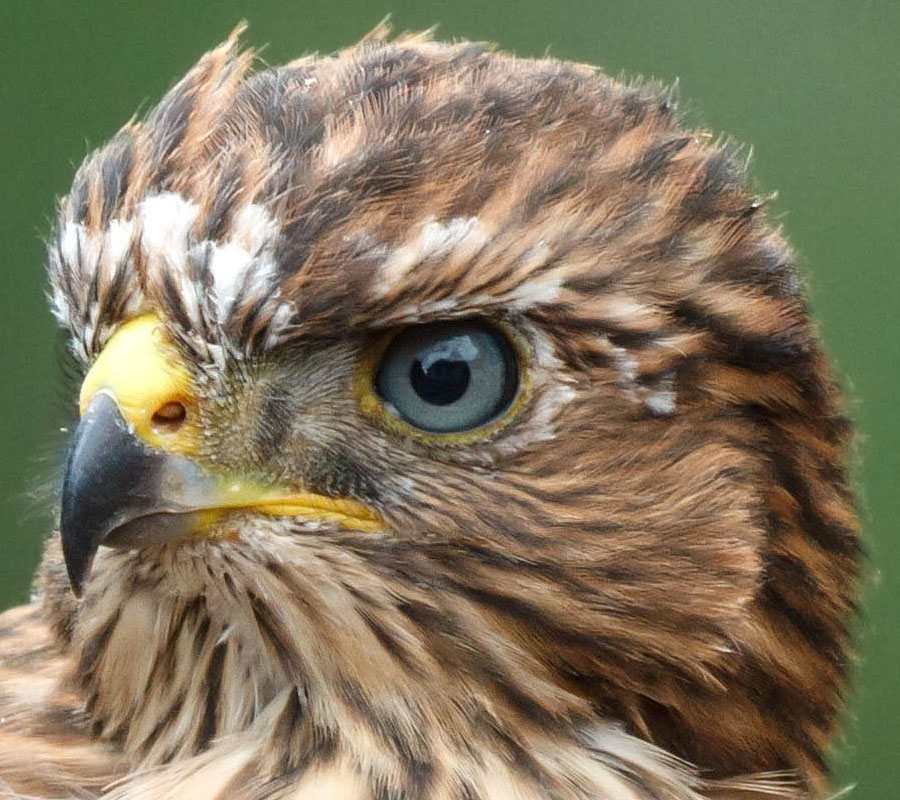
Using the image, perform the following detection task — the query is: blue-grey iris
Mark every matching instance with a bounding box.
[375,322,518,433]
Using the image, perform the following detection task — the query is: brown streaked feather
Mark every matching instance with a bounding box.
[0,604,126,798]
[13,25,859,800]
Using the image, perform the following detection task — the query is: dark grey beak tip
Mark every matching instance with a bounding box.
[59,394,153,596]
[68,570,87,599]
[59,393,213,596]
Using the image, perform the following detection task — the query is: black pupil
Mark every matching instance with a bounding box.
[410,357,471,405]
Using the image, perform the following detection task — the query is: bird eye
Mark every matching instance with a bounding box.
[374,322,519,434]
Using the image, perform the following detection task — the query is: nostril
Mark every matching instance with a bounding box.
[151,401,187,434]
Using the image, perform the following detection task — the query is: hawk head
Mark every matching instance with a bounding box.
[40,28,857,799]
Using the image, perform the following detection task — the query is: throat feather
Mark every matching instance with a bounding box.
[40,543,811,800]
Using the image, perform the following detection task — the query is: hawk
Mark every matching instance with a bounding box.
[0,27,858,800]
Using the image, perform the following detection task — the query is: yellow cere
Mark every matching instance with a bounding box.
[78,313,198,453]
[80,314,383,534]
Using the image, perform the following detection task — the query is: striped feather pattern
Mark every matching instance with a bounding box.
[2,26,858,800]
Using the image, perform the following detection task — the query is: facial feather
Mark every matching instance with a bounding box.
[7,26,859,800]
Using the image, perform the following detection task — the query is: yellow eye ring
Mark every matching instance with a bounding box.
[354,318,532,446]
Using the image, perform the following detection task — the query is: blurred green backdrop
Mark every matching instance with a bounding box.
[0,0,896,796]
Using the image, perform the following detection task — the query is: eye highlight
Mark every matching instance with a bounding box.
[372,321,520,435]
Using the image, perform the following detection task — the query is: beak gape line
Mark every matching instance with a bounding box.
[60,392,383,595]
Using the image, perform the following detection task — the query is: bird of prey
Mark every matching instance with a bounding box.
[0,27,858,800]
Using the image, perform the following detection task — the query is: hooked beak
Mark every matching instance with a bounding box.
[61,392,219,595]
[60,314,381,597]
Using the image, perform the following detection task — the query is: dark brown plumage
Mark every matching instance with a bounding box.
[0,27,857,800]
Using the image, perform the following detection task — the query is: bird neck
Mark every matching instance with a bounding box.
[39,540,812,800]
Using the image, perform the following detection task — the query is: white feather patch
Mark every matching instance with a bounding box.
[139,191,200,275]
[139,194,285,339]
[53,191,294,359]
[55,218,143,357]
[506,273,563,310]
[205,203,281,326]
[377,216,490,295]
[643,373,677,415]
[584,724,705,800]
[599,334,677,415]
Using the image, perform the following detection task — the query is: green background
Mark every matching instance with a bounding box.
[0,1,896,795]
